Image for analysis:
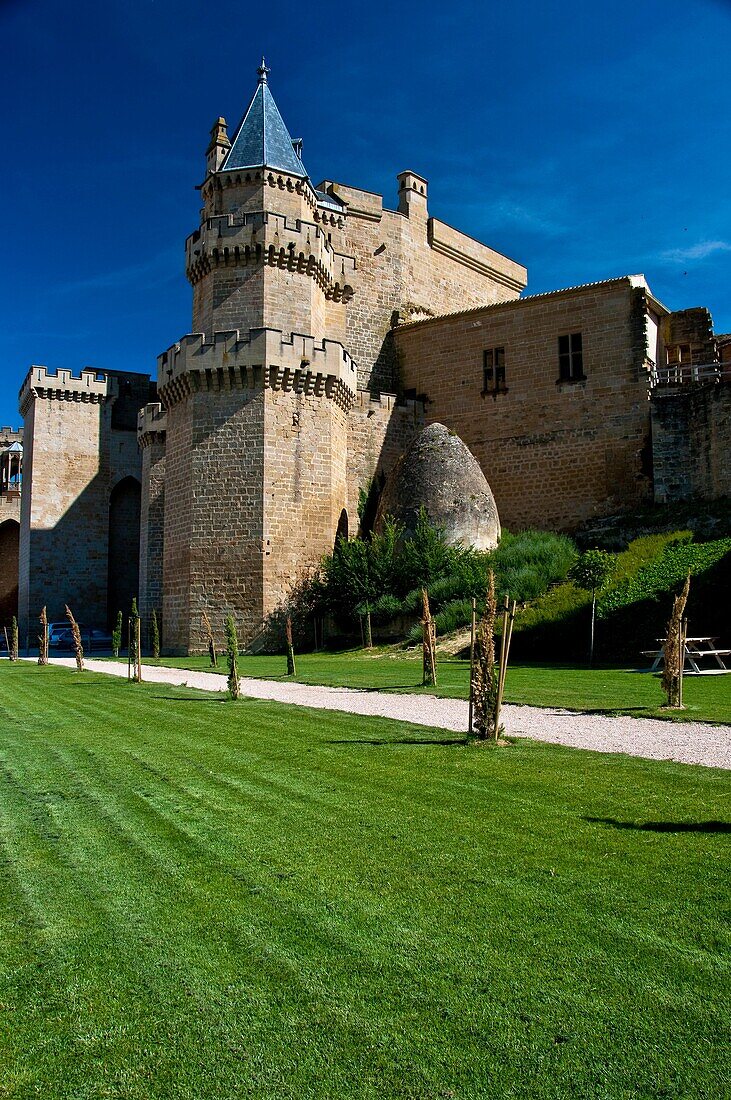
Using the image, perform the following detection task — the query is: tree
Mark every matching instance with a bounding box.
[112,611,123,659]
[151,608,160,659]
[323,535,375,647]
[397,507,454,593]
[9,616,18,662]
[225,615,240,699]
[569,549,616,665]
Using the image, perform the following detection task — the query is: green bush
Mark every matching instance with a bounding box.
[599,537,731,617]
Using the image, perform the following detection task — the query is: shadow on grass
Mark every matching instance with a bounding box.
[149,694,228,703]
[585,817,730,834]
[327,736,466,747]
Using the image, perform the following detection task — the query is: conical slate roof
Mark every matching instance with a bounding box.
[221,60,307,178]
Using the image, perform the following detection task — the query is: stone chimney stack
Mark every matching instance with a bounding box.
[397,171,428,221]
[206,117,231,176]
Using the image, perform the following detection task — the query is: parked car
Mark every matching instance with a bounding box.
[48,621,71,646]
[49,626,113,652]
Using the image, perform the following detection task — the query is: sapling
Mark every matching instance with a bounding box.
[568,549,616,666]
[662,575,690,709]
[421,587,437,686]
[470,571,498,741]
[64,605,84,672]
[225,615,240,699]
[112,611,122,658]
[38,606,49,666]
[10,617,18,662]
[151,608,160,659]
[285,615,296,676]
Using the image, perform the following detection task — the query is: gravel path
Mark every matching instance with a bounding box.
[41,657,731,770]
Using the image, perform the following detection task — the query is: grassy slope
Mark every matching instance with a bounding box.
[147,652,731,725]
[1,664,729,1099]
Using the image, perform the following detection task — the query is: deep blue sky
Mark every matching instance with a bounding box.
[2,0,730,427]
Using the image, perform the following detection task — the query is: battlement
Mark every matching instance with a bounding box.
[137,402,167,447]
[19,365,114,415]
[356,391,424,415]
[186,211,356,300]
[0,427,23,444]
[157,328,359,411]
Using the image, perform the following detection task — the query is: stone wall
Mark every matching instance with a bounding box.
[161,381,266,654]
[345,392,424,532]
[262,388,349,628]
[651,382,731,503]
[17,367,146,642]
[394,278,653,531]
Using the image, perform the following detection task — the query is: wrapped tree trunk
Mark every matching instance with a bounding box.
[285,615,297,676]
[10,617,18,662]
[225,615,240,700]
[38,606,49,666]
[64,605,84,672]
[201,611,218,668]
[662,575,690,709]
[421,588,437,687]
[471,572,497,740]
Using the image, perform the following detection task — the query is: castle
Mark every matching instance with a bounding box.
[6,62,730,653]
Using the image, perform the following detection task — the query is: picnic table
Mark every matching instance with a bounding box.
[642,636,730,674]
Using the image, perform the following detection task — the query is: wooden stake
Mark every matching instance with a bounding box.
[3,625,9,659]
[678,615,686,709]
[127,617,132,682]
[494,599,517,739]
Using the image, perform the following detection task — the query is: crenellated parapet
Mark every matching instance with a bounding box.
[157,328,359,412]
[19,365,114,416]
[186,211,356,302]
[137,403,167,448]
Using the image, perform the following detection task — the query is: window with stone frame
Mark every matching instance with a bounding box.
[558,332,585,382]
[482,347,507,396]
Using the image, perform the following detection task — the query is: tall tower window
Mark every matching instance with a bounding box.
[482,348,507,396]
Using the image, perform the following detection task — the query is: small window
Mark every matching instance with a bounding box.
[483,347,507,396]
[666,343,690,366]
[558,332,584,382]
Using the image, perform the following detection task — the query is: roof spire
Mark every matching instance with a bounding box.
[221,61,307,179]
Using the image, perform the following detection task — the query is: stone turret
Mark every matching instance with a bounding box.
[205,117,231,176]
[158,63,358,653]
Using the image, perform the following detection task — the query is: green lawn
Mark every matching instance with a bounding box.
[146,651,731,725]
[1,664,729,1099]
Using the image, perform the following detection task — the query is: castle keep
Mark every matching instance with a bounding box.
[9,62,730,652]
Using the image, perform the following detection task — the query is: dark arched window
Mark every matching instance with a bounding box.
[336,508,349,544]
[107,477,141,626]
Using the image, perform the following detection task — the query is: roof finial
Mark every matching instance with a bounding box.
[258,56,270,84]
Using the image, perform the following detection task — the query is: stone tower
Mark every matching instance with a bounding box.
[18,367,152,642]
[156,61,358,653]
